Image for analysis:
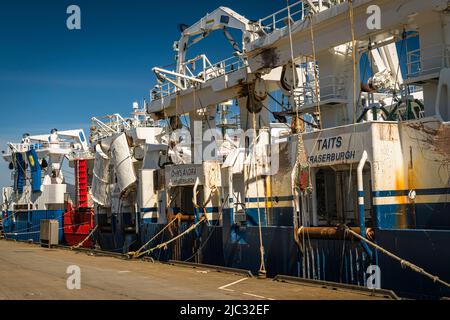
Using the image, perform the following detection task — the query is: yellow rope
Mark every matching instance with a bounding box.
[71,225,98,250]
[128,213,181,258]
[135,215,207,258]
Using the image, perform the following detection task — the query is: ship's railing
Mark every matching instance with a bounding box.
[152,82,174,100]
[294,75,347,106]
[258,1,307,34]
[90,115,157,143]
[90,113,132,142]
[7,143,33,153]
[151,55,247,101]
[199,55,247,80]
[257,0,344,35]
[70,150,94,160]
[406,43,450,79]
[53,142,72,149]
[408,85,422,93]
[6,141,72,154]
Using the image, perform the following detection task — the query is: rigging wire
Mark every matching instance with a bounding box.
[349,0,358,124]
[251,109,267,278]
[241,70,267,277]
[346,0,365,221]
[308,14,322,129]
[281,0,319,278]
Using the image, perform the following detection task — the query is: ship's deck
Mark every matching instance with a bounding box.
[0,240,393,300]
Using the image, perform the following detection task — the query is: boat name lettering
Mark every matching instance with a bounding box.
[309,150,356,164]
[170,167,197,178]
[317,136,342,151]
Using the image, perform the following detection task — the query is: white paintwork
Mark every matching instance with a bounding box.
[110,133,137,194]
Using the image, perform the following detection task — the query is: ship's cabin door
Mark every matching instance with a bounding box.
[170,186,195,218]
[313,166,373,227]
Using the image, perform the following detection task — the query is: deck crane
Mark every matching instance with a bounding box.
[148,5,292,148]
[147,1,339,127]
[152,7,260,92]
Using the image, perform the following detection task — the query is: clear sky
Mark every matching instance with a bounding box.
[0,0,285,187]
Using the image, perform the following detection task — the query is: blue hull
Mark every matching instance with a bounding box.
[135,209,450,298]
[96,230,138,254]
[1,210,64,242]
[377,229,450,299]
[138,222,224,264]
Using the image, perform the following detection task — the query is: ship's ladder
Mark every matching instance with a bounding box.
[75,159,89,208]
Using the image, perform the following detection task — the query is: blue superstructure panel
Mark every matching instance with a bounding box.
[26,149,42,193]
[13,153,26,194]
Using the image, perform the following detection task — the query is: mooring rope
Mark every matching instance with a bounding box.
[133,215,207,258]
[345,227,450,290]
[128,213,181,258]
[71,225,98,249]
[183,194,230,263]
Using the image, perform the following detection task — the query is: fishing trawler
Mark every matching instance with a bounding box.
[89,102,169,253]
[142,0,450,299]
[1,0,449,300]
[1,129,94,247]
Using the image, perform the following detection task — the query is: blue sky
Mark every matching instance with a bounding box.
[0,0,284,187]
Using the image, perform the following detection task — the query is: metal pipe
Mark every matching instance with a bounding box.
[192,177,200,209]
[297,226,374,241]
[311,168,318,226]
[357,150,373,258]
